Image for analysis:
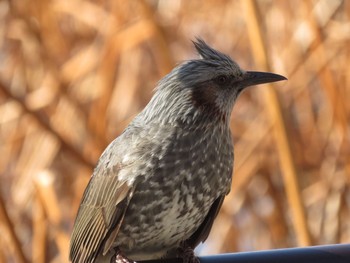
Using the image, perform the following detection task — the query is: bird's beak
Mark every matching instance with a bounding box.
[240,71,287,87]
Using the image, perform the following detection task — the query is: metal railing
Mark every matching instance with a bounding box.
[139,244,350,263]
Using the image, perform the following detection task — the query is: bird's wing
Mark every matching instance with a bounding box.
[186,195,226,248]
[69,163,135,263]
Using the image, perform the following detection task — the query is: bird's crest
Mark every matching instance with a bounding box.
[190,38,241,77]
[192,38,233,65]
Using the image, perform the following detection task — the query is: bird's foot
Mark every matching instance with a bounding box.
[177,242,199,263]
[115,254,135,263]
[112,248,136,263]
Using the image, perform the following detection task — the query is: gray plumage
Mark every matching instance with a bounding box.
[69,39,286,263]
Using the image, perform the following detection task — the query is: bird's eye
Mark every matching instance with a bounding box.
[215,75,228,84]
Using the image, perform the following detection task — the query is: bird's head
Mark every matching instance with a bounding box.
[140,39,286,127]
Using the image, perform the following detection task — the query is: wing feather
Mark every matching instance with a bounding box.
[186,195,225,248]
[69,165,135,263]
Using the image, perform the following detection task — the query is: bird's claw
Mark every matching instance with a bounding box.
[112,248,136,263]
[177,242,199,263]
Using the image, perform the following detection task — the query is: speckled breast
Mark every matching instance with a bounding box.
[115,124,233,259]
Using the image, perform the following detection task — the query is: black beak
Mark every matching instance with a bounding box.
[241,71,287,87]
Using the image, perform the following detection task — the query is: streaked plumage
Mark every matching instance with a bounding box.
[69,39,286,263]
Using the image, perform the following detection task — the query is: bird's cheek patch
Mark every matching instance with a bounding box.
[191,82,218,109]
[191,82,227,123]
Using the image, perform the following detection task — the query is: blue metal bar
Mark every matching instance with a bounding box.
[139,244,350,263]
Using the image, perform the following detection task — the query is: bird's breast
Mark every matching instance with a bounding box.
[115,125,233,257]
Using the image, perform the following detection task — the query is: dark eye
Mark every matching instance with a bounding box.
[215,75,228,84]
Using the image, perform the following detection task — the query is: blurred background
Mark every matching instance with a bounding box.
[0,0,349,262]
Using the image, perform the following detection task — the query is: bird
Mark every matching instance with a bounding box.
[69,38,287,263]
